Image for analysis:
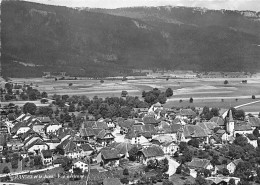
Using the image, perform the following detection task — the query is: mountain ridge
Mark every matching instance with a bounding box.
[1,1,260,77]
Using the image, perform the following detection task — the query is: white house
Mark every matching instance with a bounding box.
[70,160,89,173]
[227,159,243,174]
[45,121,62,134]
[27,139,49,154]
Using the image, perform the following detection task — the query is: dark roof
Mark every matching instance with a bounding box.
[97,130,114,139]
[132,124,156,134]
[183,125,208,138]
[96,121,109,129]
[180,109,196,117]
[234,122,252,131]
[171,124,182,133]
[210,117,225,126]
[103,178,122,185]
[187,158,211,169]
[81,121,97,128]
[57,128,75,139]
[109,142,133,155]
[118,119,135,128]
[63,139,80,153]
[80,128,96,137]
[246,134,257,140]
[248,117,260,127]
[27,139,47,150]
[11,121,28,133]
[141,145,164,158]
[232,159,243,166]
[101,149,120,160]
[37,117,51,123]
[81,143,94,151]
[143,116,159,125]
[41,150,52,158]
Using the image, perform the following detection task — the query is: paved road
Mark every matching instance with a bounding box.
[166,156,180,176]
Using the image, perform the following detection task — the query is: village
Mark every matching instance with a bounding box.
[0,81,260,185]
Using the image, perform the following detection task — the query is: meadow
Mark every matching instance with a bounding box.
[5,77,260,112]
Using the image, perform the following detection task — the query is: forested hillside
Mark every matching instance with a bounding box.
[2,1,260,77]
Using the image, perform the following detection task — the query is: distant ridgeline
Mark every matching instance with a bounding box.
[1,1,260,77]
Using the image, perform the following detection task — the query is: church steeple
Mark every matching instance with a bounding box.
[226,109,235,135]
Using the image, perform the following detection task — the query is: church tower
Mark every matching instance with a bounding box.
[226,109,235,136]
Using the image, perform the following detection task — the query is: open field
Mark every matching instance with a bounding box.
[2,77,260,112]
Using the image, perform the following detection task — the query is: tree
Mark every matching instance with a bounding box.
[222,168,230,176]
[189,97,193,103]
[194,176,208,185]
[253,128,260,138]
[165,88,173,97]
[34,155,43,166]
[228,178,236,185]
[129,146,139,161]
[41,92,48,98]
[73,167,82,175]
[68,83,73,86]
[121,91,128,98]
[224,80,229,85]
[188,138,200,148]
[120,177,129,184]
[123,168,129,176]
[2,166,10,174]
[252,95,256,99]
[162,180,174,185]
[68,104,76,112]
[23,102,37,115]
[234,136,248,147]
[100,80,104,83]
[176,165,182,174]
[40,98,49,104]
[179,142,188,152]
[38,106,53,117]
[234,161,253,181]
[158,93,167,104]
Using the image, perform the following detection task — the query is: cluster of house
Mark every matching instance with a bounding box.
[0,102,260,183]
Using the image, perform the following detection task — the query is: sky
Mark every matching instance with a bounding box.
[21,0,260,11]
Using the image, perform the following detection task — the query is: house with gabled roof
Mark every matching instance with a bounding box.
[227,159,243,174]
[99,148,121,167]
[80,128,96,141]
[12,121,31,135]
[61,139,81,159]
[45,119,62,134]
[143,116,160,126]
[182,124,209,143]
[187,158,214,178]
[81,143,94,157]
[41,149,53,165]
[96,130,114,146]
[27,138,49,154]
[138,145,165,165]
[246,134,258,148]
[45,137,61,150]
[247,117,260,129]
[70,159,89,173]
[81,121,97,129]
[152,135,178,155]
[234,121,253,136]
[125,129,150,146]
[210,117,225,128]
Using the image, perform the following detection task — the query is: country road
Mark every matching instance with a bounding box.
[222,100,260,118]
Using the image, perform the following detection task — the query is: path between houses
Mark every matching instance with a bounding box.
[166,156,179,176]
[221,100,260,118]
